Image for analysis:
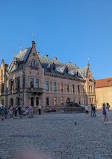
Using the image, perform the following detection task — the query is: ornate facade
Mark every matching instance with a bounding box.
[0,41,96,109]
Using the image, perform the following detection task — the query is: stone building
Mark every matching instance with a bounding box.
[95,78,112,110]
[0,41,95,109]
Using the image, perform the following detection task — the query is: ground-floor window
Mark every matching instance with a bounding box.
[54,97,57,105]
[61,98,63,105]
[36,97,39,106]
[73,97,75,103]
[16,98,20,106]
[31,97,34,106]
[79,98,81,104]
[1,99,4,105]
[46,97,49,106]
[10,98,13,106]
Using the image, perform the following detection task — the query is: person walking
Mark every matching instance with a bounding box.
[85,105,89,114]
[103,103,109,124]
[29,105,33,118]
[4,106,8,119]
[92,105,96,117]
[1,106,5,121]
[18,105,22,118]
[8,106,13,118]
[90,104,93,116]
[38,105,41,115]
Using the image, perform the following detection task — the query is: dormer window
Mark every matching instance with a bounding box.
[64,66,68,74]
[52,63,55,71]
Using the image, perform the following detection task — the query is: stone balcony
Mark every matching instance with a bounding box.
[25,87,44,94]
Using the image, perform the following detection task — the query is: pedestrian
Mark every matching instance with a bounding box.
[1,106,5,121]
[91,104,93,116]
[8,106,13,118]
[106,103,110,111]
[4,106,8,119]
[103,103,109,124]
[38,105,41,115]
[25,107,29,118]
[92,105,96,117]
[18,105,22,118]
[29,105,33,118]
[85,105,89,114]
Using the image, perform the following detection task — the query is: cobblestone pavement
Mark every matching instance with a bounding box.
[0,111,112,159]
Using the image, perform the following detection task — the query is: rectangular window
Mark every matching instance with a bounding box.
[16,77,20,89]
[35,79,39,88]
[10,80,14,91]
[31,97,34,106]
[73,85,75,93]
[54,97,57,105]
[78,85,80,94]
[30,78,34,88]
[61,98,63,105]
[53,82,56,90]
[67,84,69,92]
[46,97,49,106]
[45,81,49,90]
[60,83,63,92]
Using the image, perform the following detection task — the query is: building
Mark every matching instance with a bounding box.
[0,41,95,109]
[95,78,112,110]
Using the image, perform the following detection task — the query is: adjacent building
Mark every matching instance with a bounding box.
[0,41,96,109]
[95,78,112,110]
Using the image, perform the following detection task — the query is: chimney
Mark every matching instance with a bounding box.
[45,55,48,59]
[54,57,57,61]
[31,41,35,48]
[68,62,71,66]
[37,52,40,56]
[74,64,76,67]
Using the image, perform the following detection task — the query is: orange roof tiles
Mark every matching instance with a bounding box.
[95,78,112,88]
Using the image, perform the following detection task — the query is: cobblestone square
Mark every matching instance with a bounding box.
[0,111,112,159]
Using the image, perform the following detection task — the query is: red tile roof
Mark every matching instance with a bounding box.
[95,78,112,88]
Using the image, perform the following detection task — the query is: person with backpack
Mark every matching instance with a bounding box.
[103,103,109,124]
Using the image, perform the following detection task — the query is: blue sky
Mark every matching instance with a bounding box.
[0,0,112,79]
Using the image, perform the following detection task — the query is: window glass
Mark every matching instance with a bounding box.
[31,97,34,106]
[53,82,56,90]
[46,98,49,106]
[45,81,49,90]
[60,83,63,92]
[67,84,69,92]
[30,78,34,88]
[36,97,39,106]
[78,85,80,94]
[61,98,63,105]
[35,79,39,88]
[54,97,57,105]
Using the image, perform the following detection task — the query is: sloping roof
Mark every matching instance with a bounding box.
[95,78,112,88]
[6,46,88,80]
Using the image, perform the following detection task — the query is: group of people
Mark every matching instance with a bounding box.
[85,104,96,117]
[85,103,110,124]
[0,105,42,121]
